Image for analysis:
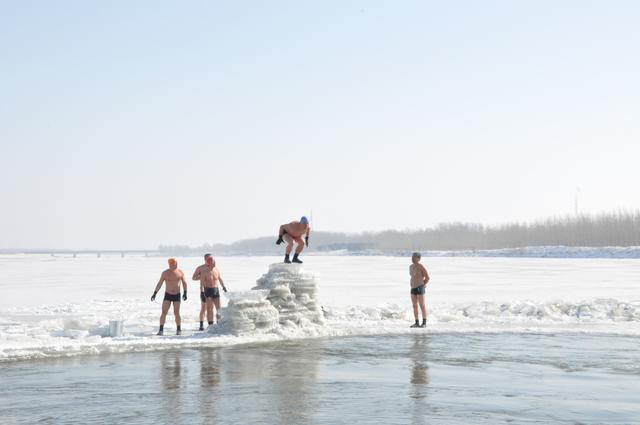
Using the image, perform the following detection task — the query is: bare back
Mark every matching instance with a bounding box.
[282,221,311,238]
[409,264,428,288]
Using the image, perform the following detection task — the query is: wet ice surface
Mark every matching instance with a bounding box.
[1,333,639,425]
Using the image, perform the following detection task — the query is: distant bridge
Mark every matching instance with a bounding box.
[15,250,161,258]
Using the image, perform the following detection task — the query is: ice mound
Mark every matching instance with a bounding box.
[212,295,280,334]
[215,263,325,335]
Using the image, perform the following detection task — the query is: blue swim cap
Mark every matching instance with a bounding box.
[300,216,309,224]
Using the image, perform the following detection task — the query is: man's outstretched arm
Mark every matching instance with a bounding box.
[151,273,165,301]
[219,274,227,292]
[276,225,287,244]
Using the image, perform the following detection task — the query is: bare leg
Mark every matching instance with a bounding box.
[206,298,214,324]
[160,300,171,326]
[173,301,181,327]
[158,300,171,335]
[213,296,221,321]
[291,237,305,263]
[199,302,206,322]
[295,239,304,254]
[418,295,427,321]
[285,235,294,255]
[411,294,419,321]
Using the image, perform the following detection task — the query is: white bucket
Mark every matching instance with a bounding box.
[109,320,124,337]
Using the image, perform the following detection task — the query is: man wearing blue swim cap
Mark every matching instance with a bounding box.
[276,216,312,263]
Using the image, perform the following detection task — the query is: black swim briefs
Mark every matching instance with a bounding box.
[204,287,220,299]
[410,285,426,295]
[164,292,181,302]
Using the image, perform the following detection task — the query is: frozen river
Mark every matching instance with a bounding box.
[1,254,639,424]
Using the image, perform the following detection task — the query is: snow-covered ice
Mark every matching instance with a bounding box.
[1,254,639,362]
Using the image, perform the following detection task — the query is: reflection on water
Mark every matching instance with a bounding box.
[159,351,183,424]
[196,349,220,425]
[160,351,182,391]
[4,333,638,425]
[200,349,220,389]
[270,341,319,425]
[410,334,430,389]
[153,336,430,424]
[409,334,430,425]
[224,340,320,424]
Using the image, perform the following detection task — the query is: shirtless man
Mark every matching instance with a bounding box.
[275,216,311,264]
[151,258,188,335]
[409,252,430,328]
[193,254,227,330]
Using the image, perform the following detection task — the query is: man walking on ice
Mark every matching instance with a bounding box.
[193,254,228,330]
[151,258,187,335]
[276,216,311,263]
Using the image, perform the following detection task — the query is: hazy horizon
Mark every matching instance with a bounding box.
[2,1,639,249]
[0,210,635,251]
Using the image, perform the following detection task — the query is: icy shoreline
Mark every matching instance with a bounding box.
[2,297,639,363]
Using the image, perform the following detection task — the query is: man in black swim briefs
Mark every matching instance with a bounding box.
[151,258,188,335]
[409,252,430,328]
[193,254,227,330]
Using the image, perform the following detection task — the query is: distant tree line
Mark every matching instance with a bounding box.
[158,210,640,254]
[358,210,640,251]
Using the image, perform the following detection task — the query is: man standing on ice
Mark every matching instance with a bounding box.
[276,216,311,263]
[151,258,188,335]
[193,254,227,330]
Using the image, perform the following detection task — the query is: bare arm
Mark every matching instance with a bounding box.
[192,266,201,281]
[154,272,165,293]
[151,272,165,300]
[180,270,188,301]
[421,265,430,285]
[218,269,227,292]
[181,271,188,292]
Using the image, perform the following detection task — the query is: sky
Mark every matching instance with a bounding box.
[1,1,639,249]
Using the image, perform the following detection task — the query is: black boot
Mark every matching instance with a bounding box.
[176,325,182,336]
[284,254,291,264]
[410,320,420,328]
[157,325,164,336]
[292,253,303,264]
[199,321,204,331]
[420,319,427,328]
